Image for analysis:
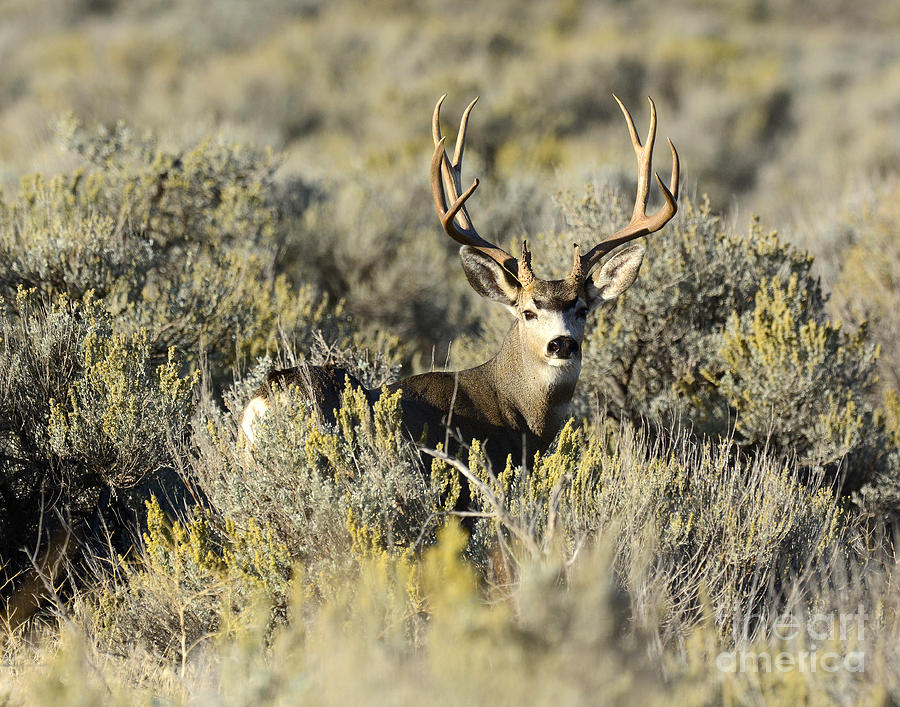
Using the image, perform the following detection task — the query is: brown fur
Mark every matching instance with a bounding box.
[387,315,579,472]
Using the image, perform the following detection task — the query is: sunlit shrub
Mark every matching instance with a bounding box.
[471,416,845,640]
[711,275,877,468]
[0,118,344,386]
[16,513,900,706]
[86,496,291,664]
[552,185,894,513]
[192,367,439,594]
[561,190,815,424]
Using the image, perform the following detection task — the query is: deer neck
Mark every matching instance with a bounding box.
[485,321,580,443]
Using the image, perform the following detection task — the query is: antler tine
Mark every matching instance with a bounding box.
[579,96,680,277]
[452,96,478,169]
[568,243,583,284]
[667,137,680,203]
[620,94,655,221]
[519,240,536,290]
[430,96,518,276]
[431,93,447,145]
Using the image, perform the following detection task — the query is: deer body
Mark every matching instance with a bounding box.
[243,325,576,471]
[243,94,679,480]
[388,318,582,468]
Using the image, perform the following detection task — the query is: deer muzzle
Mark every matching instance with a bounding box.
[547,336,579,360]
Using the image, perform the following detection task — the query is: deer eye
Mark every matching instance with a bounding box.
[523,310,537,321]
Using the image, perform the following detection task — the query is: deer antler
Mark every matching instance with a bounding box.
[431,95,523,280]
[519,240,536,290]
[577,96,679,279]
[567,243,583,286]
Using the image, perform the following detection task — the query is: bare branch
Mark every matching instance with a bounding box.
[419,445,540,558]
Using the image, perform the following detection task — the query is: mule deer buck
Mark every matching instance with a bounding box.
[243,94,678,478]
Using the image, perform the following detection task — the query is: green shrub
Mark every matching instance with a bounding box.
[192,369,439,595]
[85,496,291,665]
[552,185,894,513]
[0,118,343,387]
[711,274,878,469]
[0,289,195,582]
[463,415,846,641]
[15,512,900,706]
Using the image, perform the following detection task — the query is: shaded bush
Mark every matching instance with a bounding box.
[0,290,195,585]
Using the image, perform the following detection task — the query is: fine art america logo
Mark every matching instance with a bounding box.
[716,607,867,674]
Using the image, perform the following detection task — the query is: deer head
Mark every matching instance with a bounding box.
[431,94,679,376]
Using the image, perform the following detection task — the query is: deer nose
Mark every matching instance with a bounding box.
[547,336,579,359]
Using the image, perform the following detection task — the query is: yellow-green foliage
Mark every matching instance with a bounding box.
[87,497,291,663]
[0,119,345,387]
[71,523,675,705]
[571,197,820,430]
[4,0,897,378]
[0,349,891,703]
[429,447,462,513]
[0,288,198,579]
[715,274,875,467]
[485,416,845,637]
[49,323,197,487]
[11,516,900,706]
[4,0,896,233]
[558,188,891,510]
[1,1,900,700]
[201,365,844,664]
[192,376,437,597]
[497,418,584,543]
[883,390,900,447]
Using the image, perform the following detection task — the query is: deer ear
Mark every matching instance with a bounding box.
[459,246,521,307]
[585,245,645,309]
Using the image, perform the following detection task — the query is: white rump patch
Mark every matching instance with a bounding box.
[241,396,270,445]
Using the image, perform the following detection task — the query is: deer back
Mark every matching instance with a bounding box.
[241,364,372,445]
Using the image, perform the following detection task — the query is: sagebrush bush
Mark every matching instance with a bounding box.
[278,167,561,367]
[5,0,899,236]
[0,29,898,696]
[461,415,846,644]
[712,274,878,469]
[0,290,196,584]
[546,185,897,513]
[85,496,291,666]
[12,525,680,706]
[192,367,439,595]
[12,509,900,706]
[0,118,346,387]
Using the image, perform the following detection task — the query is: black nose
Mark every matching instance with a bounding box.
[547,336,579,358]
